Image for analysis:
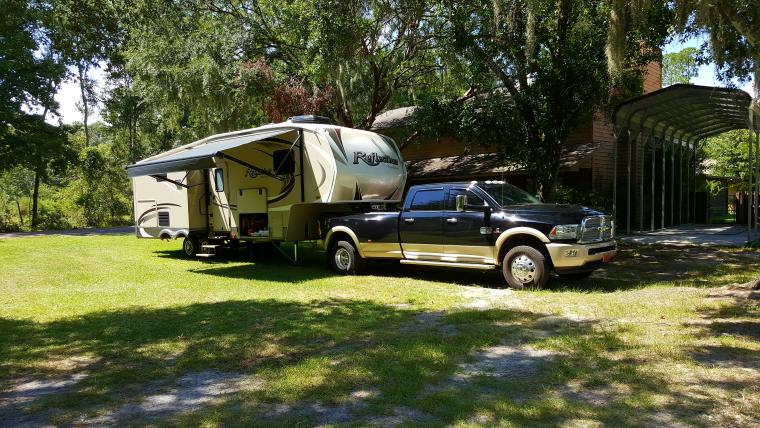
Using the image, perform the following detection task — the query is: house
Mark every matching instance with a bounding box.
[371,62,663,207]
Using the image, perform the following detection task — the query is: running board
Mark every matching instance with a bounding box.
[400,260,495,270]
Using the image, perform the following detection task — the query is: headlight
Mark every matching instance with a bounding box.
[549,224,578,240]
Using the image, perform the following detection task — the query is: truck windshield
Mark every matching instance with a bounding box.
[479,182,540,207]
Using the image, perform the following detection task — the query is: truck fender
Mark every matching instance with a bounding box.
[324,226,366,258]
[494,227,551,262]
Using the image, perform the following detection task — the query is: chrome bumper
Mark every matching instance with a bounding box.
[546,241,616,270]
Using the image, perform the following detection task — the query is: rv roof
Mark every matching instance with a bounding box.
[126,121,382,178]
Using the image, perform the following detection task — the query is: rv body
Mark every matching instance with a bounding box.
[128,120,406,252]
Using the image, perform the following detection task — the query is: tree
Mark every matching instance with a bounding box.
[309,0,442,129]
[4,115,75,227]
[663,47,700,86]
[672,0,759,95]
[43,0,122,146]
[702,130,753,190]
[417,0,669,201]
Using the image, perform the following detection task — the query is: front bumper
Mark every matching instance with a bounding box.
[546,241,616,272]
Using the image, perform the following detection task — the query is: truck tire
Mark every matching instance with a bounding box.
[502,245,549,289]
[329,240,362,275]
[182,236,199,257]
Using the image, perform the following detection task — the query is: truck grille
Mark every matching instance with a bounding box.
[578,215,614,243]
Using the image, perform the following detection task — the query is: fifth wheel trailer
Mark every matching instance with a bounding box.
[126,116,407,257]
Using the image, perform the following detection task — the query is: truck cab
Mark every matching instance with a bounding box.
[322,181,616,288]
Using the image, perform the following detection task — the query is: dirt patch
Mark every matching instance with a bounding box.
[558,381,632,405]
[365,405,433,427]
[0,372,88,428]
[258,388,382,425]
[455,345,561,381]
[398,311,459,336]
[459,287,518,310]
[83,371,256,425]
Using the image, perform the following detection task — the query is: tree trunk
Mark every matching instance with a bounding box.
[16,200,23,225]
[31,168,40,229]
[78,63,90,147]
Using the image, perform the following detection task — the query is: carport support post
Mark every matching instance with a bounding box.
[750,109,756,242]
[639,133,647,232]
[661,128,670,230]
[679,140,684,225]
[670,133,678,227]
[755,130,759,231]
[626,130,631,234]
[612,127,619,224]
[651,135,656,230]
[686,138,692,224]
[750,131,760,232]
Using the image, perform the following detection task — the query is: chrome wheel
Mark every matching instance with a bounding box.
[334,247,352,271]
[183,238,195,256]
[511,254,536,283]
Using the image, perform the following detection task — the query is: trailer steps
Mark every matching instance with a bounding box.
[196,253,216,258]
[197,243,222,258]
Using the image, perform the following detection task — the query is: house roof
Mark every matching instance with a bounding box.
[370,106,417,130]
[406,141,600,179]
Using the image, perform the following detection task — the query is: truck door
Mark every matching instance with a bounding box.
[443,187,495,264]
[399,187,444,260]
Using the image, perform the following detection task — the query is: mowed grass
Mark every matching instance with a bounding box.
[1,234,759,427]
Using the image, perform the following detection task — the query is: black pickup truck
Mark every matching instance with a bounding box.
[319,181,616,288]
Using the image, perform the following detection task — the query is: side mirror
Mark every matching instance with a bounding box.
[455,194,467,212]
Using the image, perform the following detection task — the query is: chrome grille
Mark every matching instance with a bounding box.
[579,215,614,243]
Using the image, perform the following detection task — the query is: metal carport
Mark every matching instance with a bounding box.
[613,84,760,243]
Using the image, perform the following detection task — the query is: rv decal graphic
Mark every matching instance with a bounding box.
[353,152,399,166]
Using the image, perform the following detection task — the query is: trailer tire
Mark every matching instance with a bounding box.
[502,245,548,289]
[329,240,362,275]
[182,237,199,257]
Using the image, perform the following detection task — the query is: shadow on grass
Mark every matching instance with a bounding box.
[1,298,750,426]
[153,241,760,292]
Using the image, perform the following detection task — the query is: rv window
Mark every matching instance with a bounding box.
[214,169,224,192]
[272,149,296,175]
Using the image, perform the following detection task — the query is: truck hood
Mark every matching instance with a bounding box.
[500,203,607,225]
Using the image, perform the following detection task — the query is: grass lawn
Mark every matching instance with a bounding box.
[1,234,759,427]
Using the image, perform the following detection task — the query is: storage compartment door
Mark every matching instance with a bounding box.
[239,188,267,213]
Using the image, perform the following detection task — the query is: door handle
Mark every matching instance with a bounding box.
[404,218,415,224]
[446,218,458,224]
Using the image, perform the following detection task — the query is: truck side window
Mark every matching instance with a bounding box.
[214,169,224,192]
[447,188,485,210]
[409,189,443,211]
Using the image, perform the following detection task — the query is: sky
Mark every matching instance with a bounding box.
[51,35,756,125]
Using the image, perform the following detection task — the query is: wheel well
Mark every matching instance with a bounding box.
[159,232,172,240]
[326,231,357,251]
[497,234,552,268]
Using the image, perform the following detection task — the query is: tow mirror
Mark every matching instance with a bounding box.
[455,194,467,212]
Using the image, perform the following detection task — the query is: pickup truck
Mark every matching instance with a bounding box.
[319,181,616,288]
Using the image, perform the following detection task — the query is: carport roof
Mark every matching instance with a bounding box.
[613,84,760,142]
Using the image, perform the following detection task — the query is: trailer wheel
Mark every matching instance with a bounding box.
[502,245,548,289]
[329,240,362,275]
[182,237,199,257]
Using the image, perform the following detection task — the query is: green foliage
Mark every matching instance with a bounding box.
[415,0,671,201]
[672,0,758,90]
[702,130,755,191]
[662,47,700,86]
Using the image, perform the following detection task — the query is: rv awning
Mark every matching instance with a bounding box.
[126,129,293,178]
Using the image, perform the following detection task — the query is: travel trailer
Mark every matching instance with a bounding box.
[126,116,407,258]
